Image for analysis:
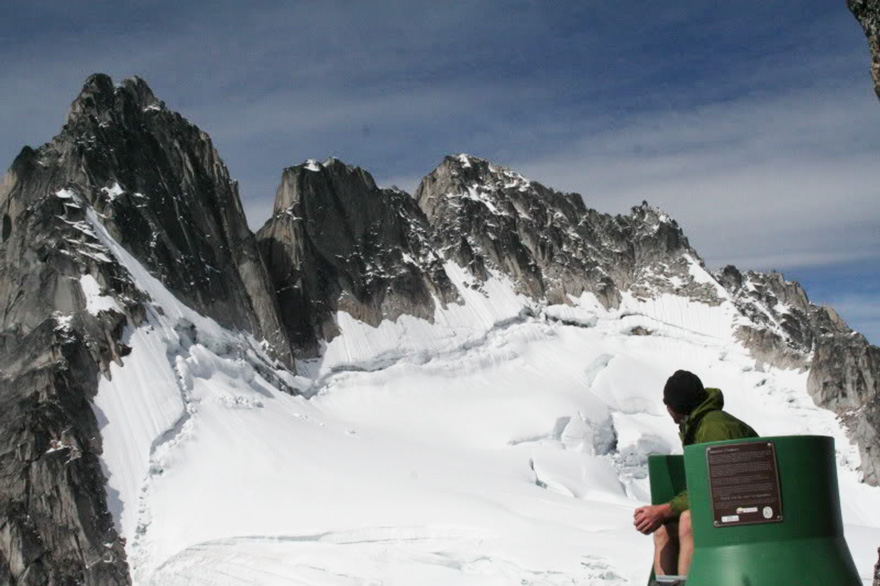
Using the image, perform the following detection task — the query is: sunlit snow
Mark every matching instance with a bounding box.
[101,182,125,202]
[86,209,880,585]
[79,274,121,315]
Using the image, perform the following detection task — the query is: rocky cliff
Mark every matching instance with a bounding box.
[48,74,291,363]
[809,333,880,485]
[0,74,293,584]
[414,154,720,309]
[849,0,880,99]
[716,263,880,485]
[257,158,458,355]
[258,153,729,353]
[0,196,136,584]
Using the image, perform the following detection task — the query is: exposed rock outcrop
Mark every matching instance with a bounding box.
[716,264,880,485]
[258,158,458,354]
[415,154,719,308]
[0,323,131,586]
[259,154,731,351]
[2,74,292,364]
[0,160,139,582]
[808,333,880,485]
[849,0,880,99]
[716,266,818,369]
[0,73,294,583]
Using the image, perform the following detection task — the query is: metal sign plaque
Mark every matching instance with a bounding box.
[706,441,783,527]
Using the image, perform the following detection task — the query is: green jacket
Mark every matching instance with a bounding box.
[668,388,758,515]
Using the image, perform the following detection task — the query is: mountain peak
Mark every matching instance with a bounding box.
[81,72,115,95]
[118,75,162,108]
[2,71,293,363]
[66,74,163,127]
[626,200,678,228]
[272,158,379,215]
[432,153,532,191]
[299,156,359,174]
[66,73,115,122]
[444,153,482,169]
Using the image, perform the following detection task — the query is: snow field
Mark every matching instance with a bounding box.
[87,217,880,586]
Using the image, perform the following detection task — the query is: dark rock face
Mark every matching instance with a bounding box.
[808,334,880,485]
[849,0,880,99]
[258,159,458,354]
[3,74,292,364]
[414,155,716,308]
[716,266,818,369]
[0,324,131,586]
[259,154,725,353]
[0,74,293,583]
[0,167,139,581]
[716,264,880,486]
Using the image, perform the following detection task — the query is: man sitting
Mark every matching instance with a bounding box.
[633,370,758,579]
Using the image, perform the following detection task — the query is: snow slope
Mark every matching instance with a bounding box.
[89,213,880,585]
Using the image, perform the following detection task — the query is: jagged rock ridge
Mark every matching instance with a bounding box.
[258,153,730,353]
[0,74,293,584]
[716,264,880,485]
[261,152,880,486]
[415,154,724,309]
[716,266,838,369]
[849,0,880,99]
[49,74,291,363]
[257,158,458,355]
[412,155,880,486]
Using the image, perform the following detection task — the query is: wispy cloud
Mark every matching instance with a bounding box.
[515,85,880,272]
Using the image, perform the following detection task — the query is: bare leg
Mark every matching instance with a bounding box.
[653,519,679,576]
[677,511,693,576]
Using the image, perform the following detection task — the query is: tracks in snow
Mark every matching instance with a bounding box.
[147,527,627,586]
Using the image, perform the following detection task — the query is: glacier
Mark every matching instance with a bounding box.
[89,207,880,585]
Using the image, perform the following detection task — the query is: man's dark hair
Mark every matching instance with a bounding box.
[663,370,708,414]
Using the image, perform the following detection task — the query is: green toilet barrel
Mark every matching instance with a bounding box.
[682,435,860,586]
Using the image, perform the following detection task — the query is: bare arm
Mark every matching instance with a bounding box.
[633,503,674,534]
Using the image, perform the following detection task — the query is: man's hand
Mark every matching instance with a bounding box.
[633,503,674,535]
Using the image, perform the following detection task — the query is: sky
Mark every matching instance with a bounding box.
[1,0,877,344]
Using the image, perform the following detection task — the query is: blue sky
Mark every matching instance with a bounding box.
[1,1,878,344]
